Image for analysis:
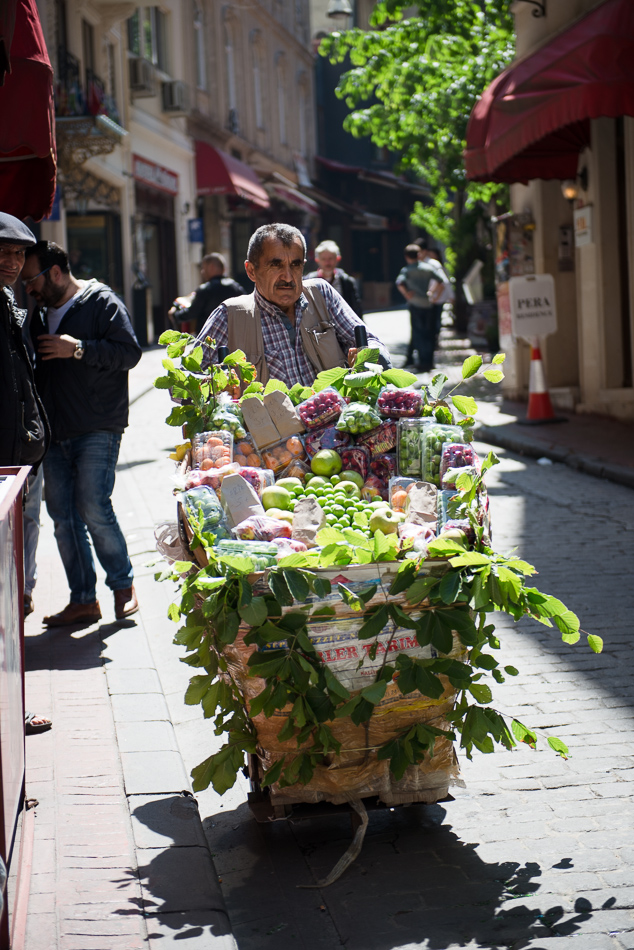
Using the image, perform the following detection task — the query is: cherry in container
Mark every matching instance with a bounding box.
[340,445,371,481]
[370,453,396,484]
[303,424,350,459]
[377,385,425,419]
[297,387,346,430]
[439,442,477,483]
[355,419,397,457]
[236,466,275,497]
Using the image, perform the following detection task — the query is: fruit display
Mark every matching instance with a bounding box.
[339,446,371,481]
[397,419,431,477]
[303,424,350,459]
[214,538,279,570]
[209,408,247,439]
[191,430,234,470]
[370,453,397,484]
[260,435,306,475]
[233,515,292,541]
[421,424,465,486]
[233,435,264,468]
[377,386,425,419]
[355,420,397,457]
[276,471,392,536]
[439,442,477,483]
[236,466,274,497]
[297,387,346,429]
[335,401,382,435]
[389,476,417,512]
[185,462,239,494]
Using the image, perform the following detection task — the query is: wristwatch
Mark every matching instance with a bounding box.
[73,340,85,360]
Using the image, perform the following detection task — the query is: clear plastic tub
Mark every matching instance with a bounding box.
[421,424,466,486]
[191,430,234,470]
[260,435,306,475]
[376,385,425,419]
[303,424,350,459]
[388,475,417,512]
[297,387,346,429]
[370,453,397,483]
[340,445,371,480]
[335,401,382,435]
[355,420,398,457]
[397,419,431,477]
[439,442,477,483]
[233,435,264,468]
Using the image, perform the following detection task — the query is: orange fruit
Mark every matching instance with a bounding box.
[207,436,223,447]
[247,454,262,467]
[277,450,292,467]
[235,454,248,467]
[286,437,303,454]
[200,458,213,471]
[392,490,407,508]
[237,442,253,455]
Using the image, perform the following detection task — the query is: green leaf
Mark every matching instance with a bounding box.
[338,583,363,612]
[406,575,439,604]
[185,674,213,705]
[153,375,173,389]
[354,347,380,369]
[547,737,569,757]
[268,572,294,606]
[313,366,348,392]
[587,634,603,654]
[469,683,493,704]
[483,367,504,384]
[462,355,482,379]
[358,603,390,640]
[324,666,350,701]
[427,536,467,557]
[492,353,506,365]
[263,378,289,395]
[261,757,285,787]
[451,394,478,417]
[238,596,268,627]
[504,665,519,676]
[360,679,388,706]
[167,602,181,622]
[159,329,183,345]
[381,368,418,388]
[449,552,491,568]
[427,373,447,401]
[438,571,462,604]
[284,569,310,603]
[511,719,537,749]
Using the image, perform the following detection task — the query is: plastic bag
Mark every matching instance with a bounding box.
[154,522,192,564]
[335,401,382,435]
[377,385,425,419]
[209,408,247,439]
[398,521,435,553]
[233,515,292,541]
[297,387,346,430]
[184,462,239,494]
[179,486,231,539]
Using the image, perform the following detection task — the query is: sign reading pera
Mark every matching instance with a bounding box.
[509,274,557,341]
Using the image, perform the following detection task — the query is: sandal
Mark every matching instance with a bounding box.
[25,712,52,734]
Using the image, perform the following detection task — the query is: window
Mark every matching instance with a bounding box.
[250,32,264,130]
[276,53,287,146]
[193,1,206,90]
[224,18,239,132]
[82,19,94,89]
[127,7,169,72]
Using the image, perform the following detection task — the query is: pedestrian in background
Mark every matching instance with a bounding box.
[169,252,243,335]
[22,241,142,626]
[416,238,453,347]
[396,243,446,372]
[305,239,363,318]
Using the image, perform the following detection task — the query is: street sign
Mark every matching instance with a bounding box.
[187,218,204,243]
[509,273,557,341]
[574,205,593,246]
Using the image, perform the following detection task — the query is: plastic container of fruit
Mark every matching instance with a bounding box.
[441,464,478,491]
[279,457,311,482]
[438,488,461,527]
[335,401,382,435]
[370,453,397,483]
[389,476,417,511]
[397,419,432,477]
[236,466,275,497]
[260,435,306,475]
[185,462,240,495]
[377,385,425,419]
[422,424,466,486]
[303,423,350,459]
[179,485,231,539]
[297,387,346,430]
[233,435,264,468]
[191,430,234,470]
[439,442,477,483]
[340,446,371,481]
[233,514,292,542]
[355,420,397,457]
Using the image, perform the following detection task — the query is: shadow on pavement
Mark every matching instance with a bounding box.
[204,802,609,950]
[23,617,138,672]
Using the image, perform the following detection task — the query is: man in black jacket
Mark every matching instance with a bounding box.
[22,241,142,625]
[305,240,363,318]
[0,214,50,619]
[169,252,244,334]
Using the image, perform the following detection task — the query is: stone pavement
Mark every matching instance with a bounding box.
[21,332,634,950]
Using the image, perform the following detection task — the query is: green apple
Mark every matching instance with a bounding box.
[261,485,292,511]
[308,476,329,488]
[330,474,341,485]
[340,470,364,490]
[337,480,361,500]
[311,450,343,477]
[369,508,403,535]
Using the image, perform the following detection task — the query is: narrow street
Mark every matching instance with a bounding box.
[23,314,634,949]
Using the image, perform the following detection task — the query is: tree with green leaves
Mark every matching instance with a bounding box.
[320,0,514,327]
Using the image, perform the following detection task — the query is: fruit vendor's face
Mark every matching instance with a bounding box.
[245,238,306,316]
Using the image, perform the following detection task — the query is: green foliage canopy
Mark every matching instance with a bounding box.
[320,0,515,270]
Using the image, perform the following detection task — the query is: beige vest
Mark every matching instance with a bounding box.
[225,280,347,385]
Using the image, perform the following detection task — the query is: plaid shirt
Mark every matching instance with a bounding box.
[196,278,390,387]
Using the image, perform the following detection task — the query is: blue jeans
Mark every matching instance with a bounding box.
[43,432,133,604]
[23,466,43,597]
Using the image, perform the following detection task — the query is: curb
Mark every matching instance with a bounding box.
[478,423,634,490]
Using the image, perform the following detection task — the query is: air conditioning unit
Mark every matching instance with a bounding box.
[161,80,190,115]
[129,57,157,98]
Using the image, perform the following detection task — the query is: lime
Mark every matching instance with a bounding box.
[325,513,337,525]
[331,504,345,516]
[315,487,324,496]
[330,474,341,485]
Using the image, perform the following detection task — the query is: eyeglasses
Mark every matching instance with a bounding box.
[22,266,51,288]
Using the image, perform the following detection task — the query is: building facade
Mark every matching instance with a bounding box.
[467,0,634,421]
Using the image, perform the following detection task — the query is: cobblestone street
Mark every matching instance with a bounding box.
[21,323,634,949]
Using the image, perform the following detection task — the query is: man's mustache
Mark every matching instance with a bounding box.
[275,282,296,289]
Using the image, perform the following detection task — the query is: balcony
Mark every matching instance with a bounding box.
[55,49,122,126]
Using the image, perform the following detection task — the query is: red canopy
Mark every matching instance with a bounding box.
[195,142,270,209]
[0,0,56,220]
[465,0,634,183]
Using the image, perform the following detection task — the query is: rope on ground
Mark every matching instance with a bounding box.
[297,799,369,889]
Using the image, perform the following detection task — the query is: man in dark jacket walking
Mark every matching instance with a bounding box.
[169,252,244,334]
[22,241,142,625]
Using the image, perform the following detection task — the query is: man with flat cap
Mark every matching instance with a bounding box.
[0,213,50,618]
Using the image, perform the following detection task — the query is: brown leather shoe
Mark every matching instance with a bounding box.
[43,601,102,627]
[114,586,139,620]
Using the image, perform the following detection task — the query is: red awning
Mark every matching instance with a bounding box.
[195,142,269,208]
[465,0,634,183]
[0,0,56,220]
[270,183,319,215]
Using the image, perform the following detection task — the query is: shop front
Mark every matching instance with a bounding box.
[66,212,124,296]
[132,154,179,345]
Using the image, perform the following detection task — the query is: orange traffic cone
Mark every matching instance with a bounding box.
[520,342,566,425]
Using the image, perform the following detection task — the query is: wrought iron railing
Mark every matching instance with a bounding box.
[55,48,122,125]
